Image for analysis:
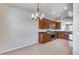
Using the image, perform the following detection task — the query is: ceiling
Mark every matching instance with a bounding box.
[6,3,73,20]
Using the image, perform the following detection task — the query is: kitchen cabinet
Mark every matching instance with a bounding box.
[39,18,49,29]
[39,19,44,29]
[38,18,61,29]
[39,32,51,44]
[39,32,69,44]
[55,22,61,29]
[56,32,69,40]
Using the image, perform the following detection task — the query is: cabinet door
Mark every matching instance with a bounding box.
[57,32,69,39]
[39,20,44,29]
[43,19,49,29]
[56,22,61,29]
[43,34,51,43]
[39,18,49,29]
[39,33,44,43]
[64,33,69,39]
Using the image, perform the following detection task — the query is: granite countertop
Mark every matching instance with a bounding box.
[38,29,72,34]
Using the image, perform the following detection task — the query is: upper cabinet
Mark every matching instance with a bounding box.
[39,18,49,29]
[38,18,61,29]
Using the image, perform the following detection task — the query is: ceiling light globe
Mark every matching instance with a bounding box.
[64,6,68,10]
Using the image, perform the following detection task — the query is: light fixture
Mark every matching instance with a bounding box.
[64,6,68,10]
[52,11,56,15]
[68,11,73,17]
[32,3,45,21]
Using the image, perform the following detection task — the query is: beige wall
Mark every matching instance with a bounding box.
[0,4,9,41]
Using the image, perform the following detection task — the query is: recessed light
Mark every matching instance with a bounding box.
[64,6,68,10]
[68,11,73,17]
[68,11,72,15]
[52,11,56,15]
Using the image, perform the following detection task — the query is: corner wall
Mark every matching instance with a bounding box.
[0,4,38,53]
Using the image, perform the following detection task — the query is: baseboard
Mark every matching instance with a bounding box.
[0,42,38,54]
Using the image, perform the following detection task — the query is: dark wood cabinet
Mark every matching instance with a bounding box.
[39,18,49,29]
[43,18,49,29]
[38,18,61,29]
[39,19,44,29]
[55,22,61,29]
[38,18,69,44]
[39,32,69,44]
[56,32,69,40]
[39,32,51,44]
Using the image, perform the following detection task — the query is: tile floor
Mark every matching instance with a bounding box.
[0,39,72,55]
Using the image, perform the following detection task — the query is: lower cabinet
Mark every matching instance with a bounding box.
[39,32,69,44]
[56,32,69,40]
[39,32,51,44]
